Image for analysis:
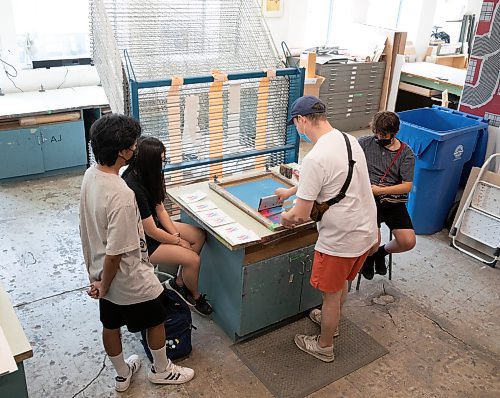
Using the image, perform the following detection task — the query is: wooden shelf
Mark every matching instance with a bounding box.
[427,54,468,69]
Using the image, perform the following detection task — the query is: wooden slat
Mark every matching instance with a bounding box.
[398,81,441,97]
[19,111,81,126]
[244,227,318,264]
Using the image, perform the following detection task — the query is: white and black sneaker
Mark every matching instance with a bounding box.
[147,361,195,385]
[115,354,142,392]
[164,278,195,306]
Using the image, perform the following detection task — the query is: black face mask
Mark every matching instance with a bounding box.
[125,150,137,165]
[375,137,393,147]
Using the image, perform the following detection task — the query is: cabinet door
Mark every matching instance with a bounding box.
[299,246,322,312]
[240,251,303,336]
[40,120,86,171]
[0,128,44,179]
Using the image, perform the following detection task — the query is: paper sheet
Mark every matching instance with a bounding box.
[255,77,270,169]
[178,190,207,204]
[0,326,18,376]
[197,208,234,227]
[188,200,218,212]
[214,223,260,245]
[209,76,225,178]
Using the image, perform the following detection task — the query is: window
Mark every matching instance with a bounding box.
[479,2,494,21]
[366,0,402,29]
[11,0,90,66]
[432,0,468,44]
[466,58,477,83]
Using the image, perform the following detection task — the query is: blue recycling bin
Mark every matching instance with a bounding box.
[397,106,489,234]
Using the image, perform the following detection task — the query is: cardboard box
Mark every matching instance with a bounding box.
[303,75,325,97]
[299,52,317,78]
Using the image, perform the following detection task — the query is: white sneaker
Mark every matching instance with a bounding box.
[309,309,340,337]
[147,361,195,385]
[115,354,142,392]
[294,334,334,362]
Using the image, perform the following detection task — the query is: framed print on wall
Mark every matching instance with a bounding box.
[262,0,284,18]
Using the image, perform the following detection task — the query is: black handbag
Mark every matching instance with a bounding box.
[309,132,356,222]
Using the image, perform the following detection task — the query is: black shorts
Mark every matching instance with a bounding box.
[99,293,166,333]
[146,236,161,256]
[376,201,414,230]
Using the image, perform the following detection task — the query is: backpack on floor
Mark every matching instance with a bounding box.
[140,289,194,361]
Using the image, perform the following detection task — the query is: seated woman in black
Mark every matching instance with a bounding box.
[122,137,212,316]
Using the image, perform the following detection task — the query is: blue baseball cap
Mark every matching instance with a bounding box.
[287,95,327,126]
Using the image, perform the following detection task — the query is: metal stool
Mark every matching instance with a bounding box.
[350,229,393,292]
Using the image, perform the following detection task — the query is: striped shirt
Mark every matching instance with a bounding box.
[358,136,415,203]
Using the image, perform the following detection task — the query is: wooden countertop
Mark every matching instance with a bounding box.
[0,284,32,363]
[0,86,109,120]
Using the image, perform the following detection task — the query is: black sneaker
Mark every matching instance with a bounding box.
[165,278,194,306]
[374,254,387,275]
[361,256,375,280]
[193,294,213,316]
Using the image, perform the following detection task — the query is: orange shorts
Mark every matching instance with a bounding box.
[310,250,369,293]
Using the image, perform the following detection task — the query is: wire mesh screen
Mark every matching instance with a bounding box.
[139,78,290,157]
[90,0,281,113]
[148,73,302,217]
[90,0,302,217]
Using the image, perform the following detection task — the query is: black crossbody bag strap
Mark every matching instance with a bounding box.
[325,132,356,206]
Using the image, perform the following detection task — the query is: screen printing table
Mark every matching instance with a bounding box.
[167,170,321,342]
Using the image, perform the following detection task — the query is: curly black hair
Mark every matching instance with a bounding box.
[90,114,142,166]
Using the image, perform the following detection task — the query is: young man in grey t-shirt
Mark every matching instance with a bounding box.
[80,114,194,392]
[358,111,416,280]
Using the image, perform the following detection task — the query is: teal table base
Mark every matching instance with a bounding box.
[0,362,29,398]
[182,214,322,342]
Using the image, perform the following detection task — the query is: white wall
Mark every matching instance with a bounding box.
[398,0,439,61]
[0,0,99,94]
[465,0,484,14]
[263,0,330,53]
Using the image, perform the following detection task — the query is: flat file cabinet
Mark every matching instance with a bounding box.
[316,61,386,132]
[0,114,87,179]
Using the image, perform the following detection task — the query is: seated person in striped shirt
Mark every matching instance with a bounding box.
[358,111,416,280]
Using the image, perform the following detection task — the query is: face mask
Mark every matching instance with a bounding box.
[298,132,312,143]
[375,137,393,147]
[124,150,136,165]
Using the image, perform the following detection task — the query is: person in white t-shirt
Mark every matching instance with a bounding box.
[80,114,194,392]
[278,96,378,362]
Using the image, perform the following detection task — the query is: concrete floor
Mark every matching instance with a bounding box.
[1,154,499,397]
